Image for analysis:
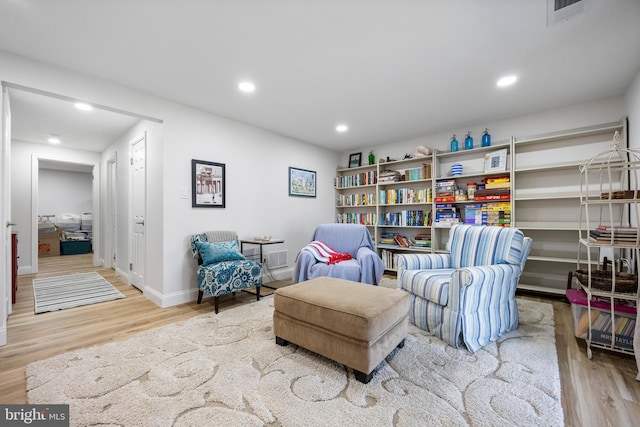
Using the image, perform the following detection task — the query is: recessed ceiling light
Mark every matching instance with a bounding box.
[47,134,61,144]
[497,75,518,87]
[75,102,93,111]
[238,82,256,93]
[336,124,348,133]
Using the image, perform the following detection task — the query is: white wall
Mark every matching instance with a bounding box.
[626,67,640,151]
[39,169,92,218]
[344,96,627,163]
[159,105,338,306]
[1,50,340,309]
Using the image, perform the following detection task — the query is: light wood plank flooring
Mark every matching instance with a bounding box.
[2,254,640,426]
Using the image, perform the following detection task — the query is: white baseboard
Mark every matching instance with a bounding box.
[18,265,33,275]
[145,267,294,309]
[114,267,129,281]
[0,325,6,346]
[263,267,293,283]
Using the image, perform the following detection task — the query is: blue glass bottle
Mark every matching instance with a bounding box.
[482,128,491,147]
[450,134,458,152]
[464,131,473,150]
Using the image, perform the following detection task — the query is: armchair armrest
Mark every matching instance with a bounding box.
[449,264,521,311]
[397,253,451,274]
[292,250,319,284]
[355,246,384,285]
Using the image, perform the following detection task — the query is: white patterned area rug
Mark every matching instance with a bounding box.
[26,297,563,426]
[33,272,125,314]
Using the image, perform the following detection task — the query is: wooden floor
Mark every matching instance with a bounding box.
[2,254,640,426]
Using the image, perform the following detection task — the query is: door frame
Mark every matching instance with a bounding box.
[31,155,100,273]
[105,154,117,269]
[1,82,12,345]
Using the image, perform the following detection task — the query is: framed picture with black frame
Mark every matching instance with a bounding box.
[349,152,362,168]
[288,166,316,198]
[192,159,226,208]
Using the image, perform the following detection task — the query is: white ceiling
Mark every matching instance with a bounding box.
[9,88,141,153]
[1,0,640,153]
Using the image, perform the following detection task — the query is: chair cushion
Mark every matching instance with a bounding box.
[447,224,525,268]
[195,240,245,265]
[197,259,262,296]
[309,259,362,282]
[399,269,454,306]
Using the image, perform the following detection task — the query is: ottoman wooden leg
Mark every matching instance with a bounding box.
[354,369,374,384]
[275,336,289,346]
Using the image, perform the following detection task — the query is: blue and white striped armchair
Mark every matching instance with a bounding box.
[397,224,532,352]
[190,231,262,313]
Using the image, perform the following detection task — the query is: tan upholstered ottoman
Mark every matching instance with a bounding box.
[273,277,409,383]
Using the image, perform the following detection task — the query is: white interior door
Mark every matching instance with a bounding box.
[130,133,146,290]
[1,84,12,344]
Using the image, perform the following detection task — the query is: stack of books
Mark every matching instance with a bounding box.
[378,170,401,183]
[412,232,431,249]
[589,225,639,244]
[484,175,510,189]
[379,232,400,245]
[434,203,460,227]
[434,179,458,202]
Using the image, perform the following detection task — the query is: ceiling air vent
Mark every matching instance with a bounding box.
[547,0,587,26]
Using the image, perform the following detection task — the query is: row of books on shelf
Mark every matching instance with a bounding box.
[337,193,377,207]
[434,190,510,203]
[404,164,431,181]
[335,171,377,188]
[434,202,511,227]
[434,195,511,202]
[379,188,432,205]
[380,249,400,270]
[376,164,433,184]
[379,210,427,227]
[589,313,635,350]
[379,232,432,249]
[337,213,377,225]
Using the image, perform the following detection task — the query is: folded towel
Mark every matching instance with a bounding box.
[302,241,353,265]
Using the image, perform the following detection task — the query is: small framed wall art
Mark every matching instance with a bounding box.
[192,159,226,208]
[483,149,508,173]
[349,152,362,168]
[289,167,316,197]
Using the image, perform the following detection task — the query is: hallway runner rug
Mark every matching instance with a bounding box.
[33,272,125,314]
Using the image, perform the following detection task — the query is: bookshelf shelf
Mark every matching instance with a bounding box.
[511,119,627,294]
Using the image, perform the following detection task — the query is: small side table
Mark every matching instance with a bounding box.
[240,239,285,289]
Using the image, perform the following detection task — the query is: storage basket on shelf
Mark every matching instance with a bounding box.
[573,269,638,294]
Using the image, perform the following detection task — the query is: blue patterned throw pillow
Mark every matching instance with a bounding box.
[195,240,245,265]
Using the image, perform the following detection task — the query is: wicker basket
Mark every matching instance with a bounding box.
[574,269,638,294]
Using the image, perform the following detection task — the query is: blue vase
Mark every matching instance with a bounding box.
[482,128,491,147]
[464,132,473,150]
[450,135,459,152]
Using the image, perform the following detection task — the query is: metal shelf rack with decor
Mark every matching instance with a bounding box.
[574,129,639,359]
